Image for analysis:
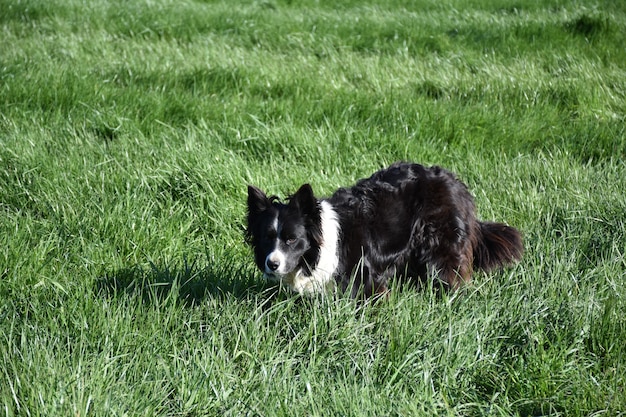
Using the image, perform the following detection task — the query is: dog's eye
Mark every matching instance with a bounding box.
[286,237,297,245]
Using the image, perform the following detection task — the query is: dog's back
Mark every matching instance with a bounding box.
[328,162,522,296]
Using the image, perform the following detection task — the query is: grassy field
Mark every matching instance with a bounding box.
[1,0,626,415]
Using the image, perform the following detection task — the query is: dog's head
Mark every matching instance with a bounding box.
[246,184,323,286]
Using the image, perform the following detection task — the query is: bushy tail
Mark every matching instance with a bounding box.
[474,222,523,271]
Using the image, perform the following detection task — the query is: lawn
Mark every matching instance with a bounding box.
[1,0,625,415]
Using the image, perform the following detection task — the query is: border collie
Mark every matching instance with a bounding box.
[246,162,523,298]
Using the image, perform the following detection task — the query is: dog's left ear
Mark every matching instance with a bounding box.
[291,184,322,245]
[290,184,317,212]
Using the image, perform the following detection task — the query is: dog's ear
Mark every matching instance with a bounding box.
[290,184,322,245]
[290,184,316,211]
[247,185,270,214]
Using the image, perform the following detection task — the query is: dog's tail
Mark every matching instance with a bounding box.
[473,222,523,271]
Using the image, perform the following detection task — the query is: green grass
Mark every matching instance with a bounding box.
[1,0,625,415]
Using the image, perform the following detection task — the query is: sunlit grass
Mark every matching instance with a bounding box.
[1,0,625,415]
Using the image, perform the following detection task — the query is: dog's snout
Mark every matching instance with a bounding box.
[264,251,285,274]
[266,259,280,271]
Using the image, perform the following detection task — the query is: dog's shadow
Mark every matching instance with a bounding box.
[95,255,270,306]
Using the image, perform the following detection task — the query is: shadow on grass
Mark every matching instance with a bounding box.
[95,254,271,306]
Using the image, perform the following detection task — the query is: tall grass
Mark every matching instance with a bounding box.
[1,0,625,415]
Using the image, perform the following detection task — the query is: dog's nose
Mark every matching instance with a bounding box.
[266,259,280,271]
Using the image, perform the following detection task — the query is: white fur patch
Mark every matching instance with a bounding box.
[288,201,340,295]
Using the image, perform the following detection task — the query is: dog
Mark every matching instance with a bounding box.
[246,162,523,298]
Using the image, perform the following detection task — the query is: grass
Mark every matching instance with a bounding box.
[1,0,625,415]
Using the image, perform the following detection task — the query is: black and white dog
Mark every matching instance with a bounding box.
[246,162,523,298]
